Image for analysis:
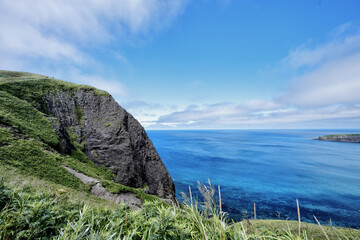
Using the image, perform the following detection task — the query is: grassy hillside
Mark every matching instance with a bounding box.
[1,165,359,239]
[0,70,161,201]
[1,71,359,239]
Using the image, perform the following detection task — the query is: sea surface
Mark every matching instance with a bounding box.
[147,130,360,228]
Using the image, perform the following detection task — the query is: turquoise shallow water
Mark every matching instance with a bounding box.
[147,130,360,228]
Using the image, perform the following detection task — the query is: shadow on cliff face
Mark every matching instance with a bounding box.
[45,90,175,200]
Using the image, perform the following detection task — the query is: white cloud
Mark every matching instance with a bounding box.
[0,0,187,106]
[145,23,360,129]
[154,101,288,128]
[146,101,360,129]
[279,23,360,108]
[121,100,164,110]
[0,0,188,68]
[280,52,360,107]
[243,99,283,111]
[70,73,128,97]
[282,24,360,68]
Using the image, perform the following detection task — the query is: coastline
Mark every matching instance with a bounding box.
[314,134,360,143]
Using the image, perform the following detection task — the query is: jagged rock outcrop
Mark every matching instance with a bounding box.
[44,90,175,200]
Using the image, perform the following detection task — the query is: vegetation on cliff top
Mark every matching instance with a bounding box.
[0,71,109,98]
[323,134,360,137]
[0,70,108,114]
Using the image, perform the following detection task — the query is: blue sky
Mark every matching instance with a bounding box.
[1,0,360,129]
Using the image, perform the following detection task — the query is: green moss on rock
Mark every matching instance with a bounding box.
[75,106,84,123]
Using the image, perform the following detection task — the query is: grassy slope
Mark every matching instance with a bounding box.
[0,90,59,147]
[237,219,360,240]
[1,165,359,239]
[0,70,160,202]
[0,71,108,101]
[0,89,86,191]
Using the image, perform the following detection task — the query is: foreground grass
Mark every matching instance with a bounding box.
[237,219,360,240]
[0,166,359,240]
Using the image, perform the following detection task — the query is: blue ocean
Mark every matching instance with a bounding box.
[147,130,360,228]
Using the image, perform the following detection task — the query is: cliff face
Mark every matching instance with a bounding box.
[0,71,175,200]
[45,90,175,199]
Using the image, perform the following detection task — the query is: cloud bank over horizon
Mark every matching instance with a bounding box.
[141,23,360,129]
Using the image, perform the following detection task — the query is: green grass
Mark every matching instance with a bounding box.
[104,122,113,127]
[75,106,84,123]
[0,90,60,148]
[1,172,358,239]
[0,165,122,239]
[101,180,161,203]
[235,219,360,240]
[0,70,109,96]
[323,134,360,137]
[0,120,114,191]
[0,71,109,114]
[0,165,118,209]
[61,156,115,182]
[0,128,13,144]
[0,137,88,191]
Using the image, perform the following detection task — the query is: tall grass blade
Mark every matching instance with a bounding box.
[254,202,256,224]
[189,185,193,209]
[297,198,301,237]
[218,185,222,215]
[199,218,209,240]
[313,215,330,240]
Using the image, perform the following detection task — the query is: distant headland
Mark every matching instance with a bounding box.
[314,134,360,143]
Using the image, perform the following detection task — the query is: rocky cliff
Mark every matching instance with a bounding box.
[0,70,175,200]
[45,90,175,199]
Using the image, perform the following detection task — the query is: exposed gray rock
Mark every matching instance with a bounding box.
[62,165,141,209]
[90,183,141,209]
[62,165,99,185]
[45,90,175,200]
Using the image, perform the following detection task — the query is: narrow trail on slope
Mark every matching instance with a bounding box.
[62,165,142,209]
